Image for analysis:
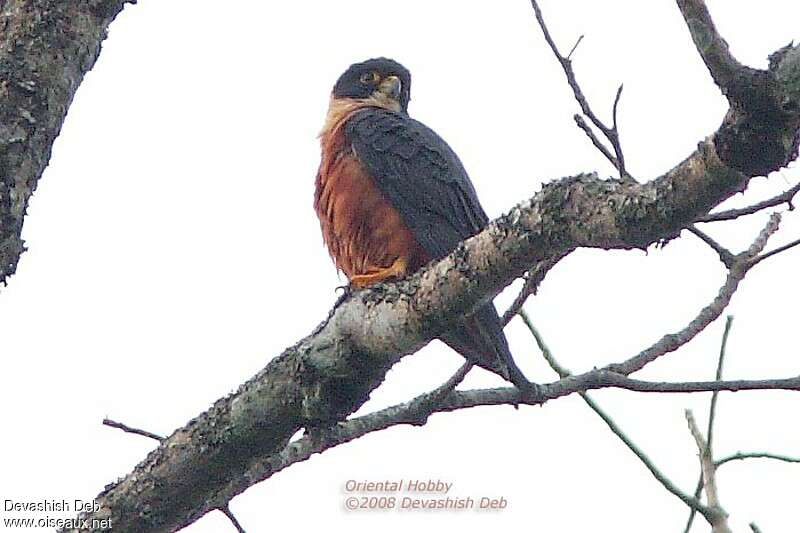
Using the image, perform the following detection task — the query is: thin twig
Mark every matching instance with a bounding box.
[103,418,163,442]
[405,362,473,426]
[501,253,567,325]
[687,226,735,268]
[220,506,246,533]
[529,0,631,181]
[697,181,800,222]
[611,84,626,173]
[707,316,733,453]
[574,114,621,169]
[715,451,800,469]
[686,409,732,533]
[612,84,624,131]
[750,523,763,533]
[751,236,800,265]
[684,477,705,533]
[566,34,584,60]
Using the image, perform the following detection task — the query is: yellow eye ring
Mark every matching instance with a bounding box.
[359,71,380,84]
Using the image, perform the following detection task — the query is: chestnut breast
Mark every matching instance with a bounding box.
[315,100,428,279]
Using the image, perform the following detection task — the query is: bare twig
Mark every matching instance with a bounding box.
[686,409,732,533]
[751,236,800,265]
[684,477,705,533]
[529,0,632,181]
[501,253,567,325]
[611,84,626,172]
[750,523,764,533]
[687,226,735,267]
[574,114,622,170]
[592,375,800,394]
[698,181,800,222]
[103,418,163,442]
[707,316,733,452]
[220,506,247,533]
[404,362,473,426]
[715,451,800,468]
[566,34,584,60]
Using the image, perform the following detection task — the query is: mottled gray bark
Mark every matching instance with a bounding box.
[0,0,132,282]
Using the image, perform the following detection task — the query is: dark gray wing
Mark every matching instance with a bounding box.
[344,107,533,390]
[345,107,489,260]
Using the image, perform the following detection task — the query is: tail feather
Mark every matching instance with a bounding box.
[440,303,529,388]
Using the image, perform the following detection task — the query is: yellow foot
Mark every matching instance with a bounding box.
[349,257,408,288]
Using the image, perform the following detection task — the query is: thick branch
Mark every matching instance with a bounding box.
[676,0,744,93]
[676,0,800,176]
[0,0,133,284]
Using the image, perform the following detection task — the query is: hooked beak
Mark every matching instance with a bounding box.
[376,75,402,101]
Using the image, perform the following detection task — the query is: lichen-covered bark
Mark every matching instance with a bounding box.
[60,38,800,531]
[0,0,132,283]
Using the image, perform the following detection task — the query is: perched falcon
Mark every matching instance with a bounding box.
[314,57,531,391]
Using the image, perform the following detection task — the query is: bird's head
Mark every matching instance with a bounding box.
[332,57,411,114]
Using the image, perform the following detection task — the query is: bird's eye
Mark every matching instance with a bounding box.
[359,71,380,84]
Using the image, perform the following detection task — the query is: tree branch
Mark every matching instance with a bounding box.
[686,409,732,533]
[697,180,800,222]
[0,0,135,284]
[687,226,736,267]
[103,418,164,442]
[676,0,744,93]
[530,1,631,180]
[676,0,800,176]
[715,452,800,469]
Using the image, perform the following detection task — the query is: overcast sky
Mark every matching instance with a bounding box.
[1,1,798,532]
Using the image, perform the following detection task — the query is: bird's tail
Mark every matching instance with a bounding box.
[440,303,531,389]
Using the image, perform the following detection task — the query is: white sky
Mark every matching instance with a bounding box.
[1,1,798,532]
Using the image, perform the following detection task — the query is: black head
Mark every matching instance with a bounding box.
[332,58,412,113]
